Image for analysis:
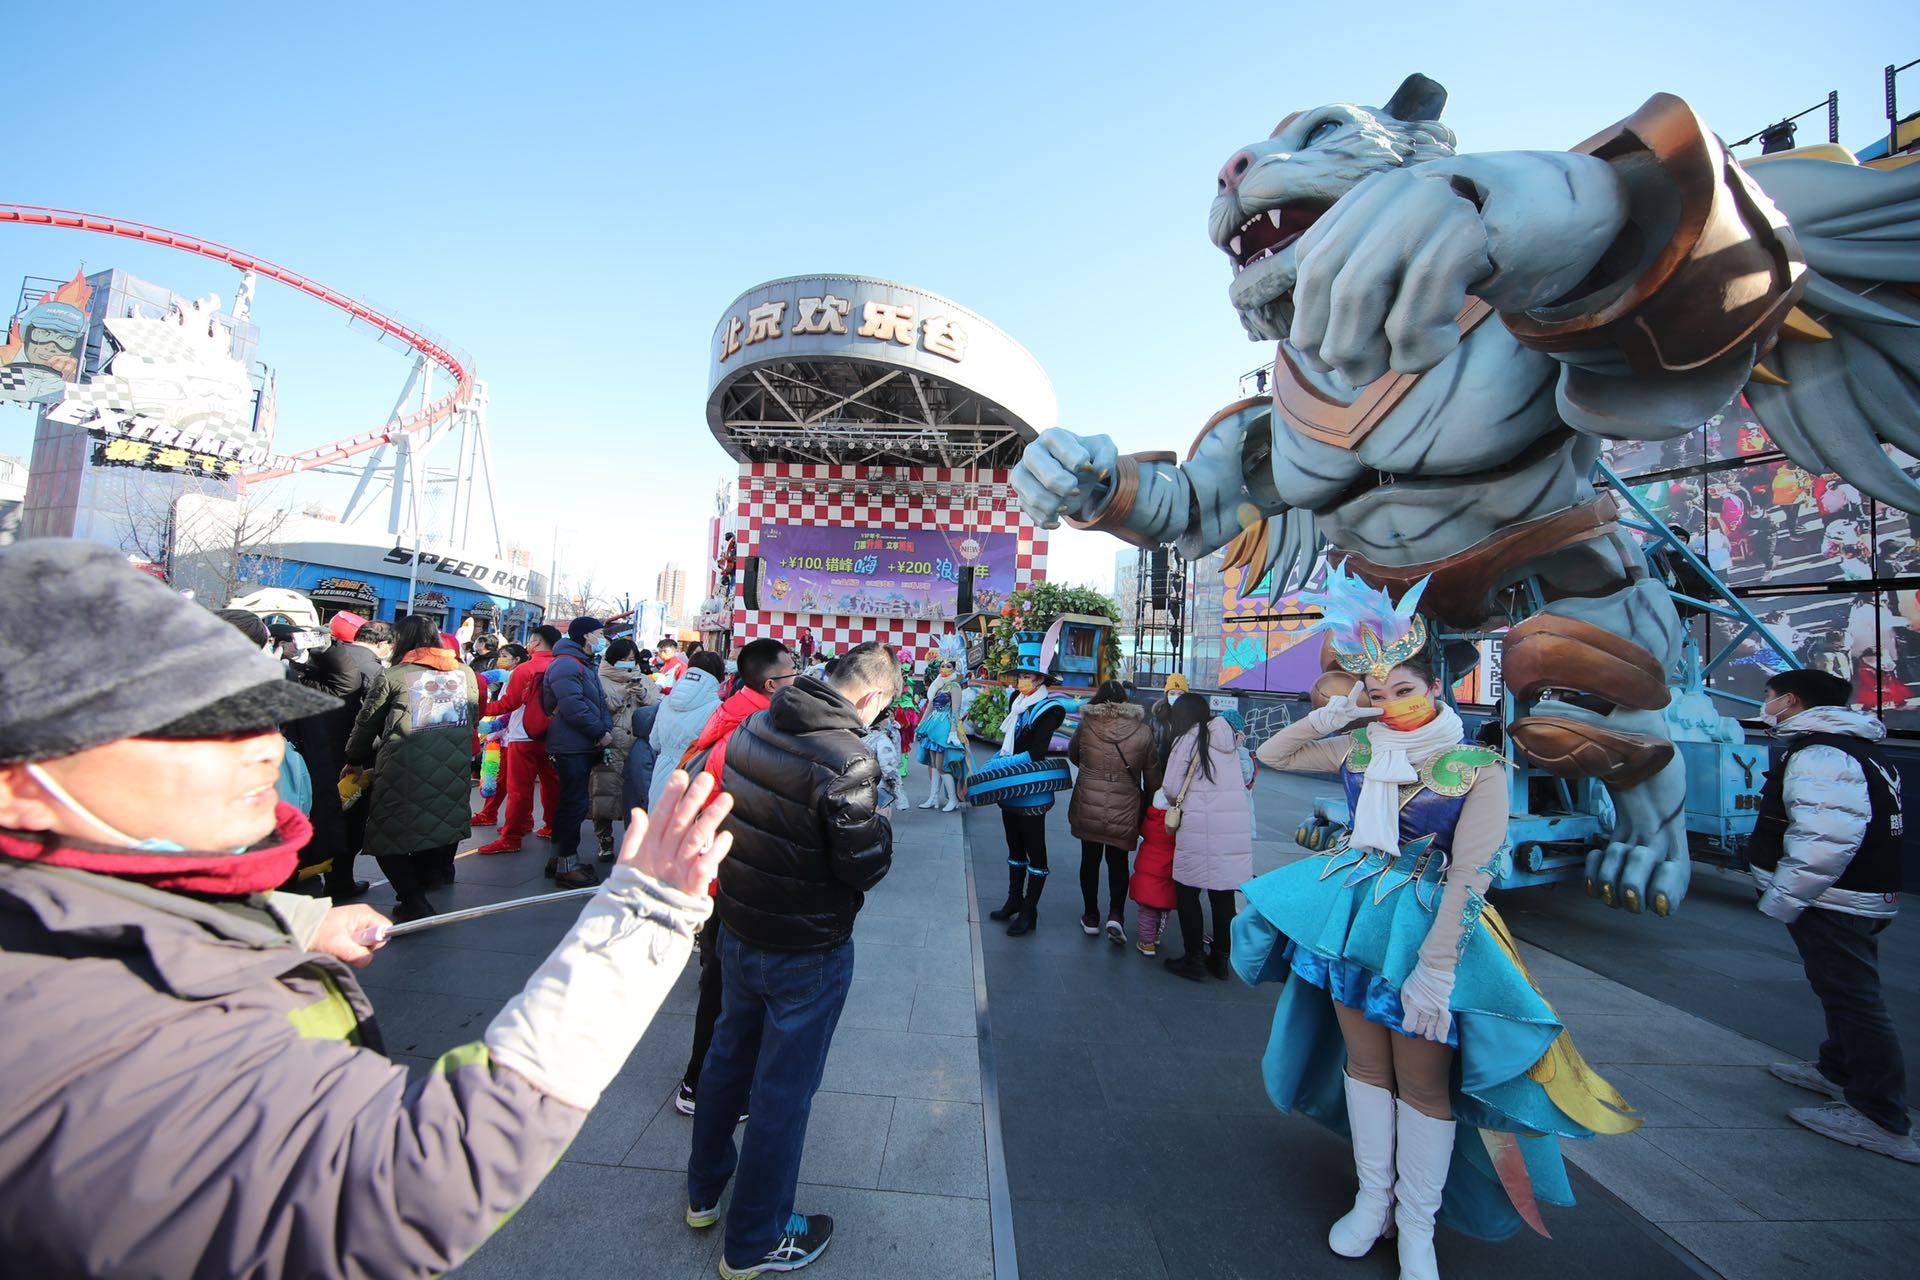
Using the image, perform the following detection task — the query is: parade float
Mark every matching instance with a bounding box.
[1012,73,1920,916]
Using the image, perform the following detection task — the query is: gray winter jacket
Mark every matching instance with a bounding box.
[1753,705,1900,922]
[0,860,584,1277]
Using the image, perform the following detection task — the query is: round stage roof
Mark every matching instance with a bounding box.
[706,275,1056,469]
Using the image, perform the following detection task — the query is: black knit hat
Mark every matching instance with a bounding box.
[0,540,340,763]
[568,615,605,643]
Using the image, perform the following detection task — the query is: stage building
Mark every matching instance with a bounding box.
[706,276,1055,663]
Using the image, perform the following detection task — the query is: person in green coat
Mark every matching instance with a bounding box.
[345,614,479,921]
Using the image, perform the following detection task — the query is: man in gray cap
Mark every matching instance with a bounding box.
[0,539,738,1277]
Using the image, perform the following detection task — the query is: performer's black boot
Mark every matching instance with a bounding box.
[1007,873,1046,937]
[989,863,1026,921]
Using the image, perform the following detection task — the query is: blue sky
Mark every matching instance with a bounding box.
[5,1,1917,602]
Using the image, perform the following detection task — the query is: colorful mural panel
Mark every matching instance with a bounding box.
[1217,561,1324,694]
[0,271,92,404]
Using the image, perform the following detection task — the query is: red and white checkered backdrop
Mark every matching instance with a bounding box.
[728,463,1046,662]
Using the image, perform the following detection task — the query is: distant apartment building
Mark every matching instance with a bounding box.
[657,561,687,623]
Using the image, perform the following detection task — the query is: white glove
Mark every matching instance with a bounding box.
[1307,692,1382,737]
[1399,960,1457,1043]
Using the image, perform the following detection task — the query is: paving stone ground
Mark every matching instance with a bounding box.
[961,757,1700,1280]
[348,757,1919,1279]
[355,795,992,1280]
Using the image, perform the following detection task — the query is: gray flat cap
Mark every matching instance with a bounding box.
[0,539,340,764]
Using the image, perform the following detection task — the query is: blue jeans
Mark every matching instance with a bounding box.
[547,750,594,862]
[687,926,854,1262]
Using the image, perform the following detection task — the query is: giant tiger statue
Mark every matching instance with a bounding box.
[1013,73,1920,918]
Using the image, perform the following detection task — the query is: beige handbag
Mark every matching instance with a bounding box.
[1163,750,1201,835]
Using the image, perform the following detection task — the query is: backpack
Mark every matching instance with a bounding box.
[520,661,553,741]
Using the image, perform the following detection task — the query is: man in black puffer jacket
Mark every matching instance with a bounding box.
[686,642,898,1277]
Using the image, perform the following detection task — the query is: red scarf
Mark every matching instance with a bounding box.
[0,802,311,896]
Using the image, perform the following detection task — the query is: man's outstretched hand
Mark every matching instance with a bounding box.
[313,903,391,967]
[617,769,734,896]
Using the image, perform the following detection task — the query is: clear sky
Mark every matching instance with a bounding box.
[5,1,1916,605]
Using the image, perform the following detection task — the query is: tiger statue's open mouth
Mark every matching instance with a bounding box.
[1209,77,1456,346]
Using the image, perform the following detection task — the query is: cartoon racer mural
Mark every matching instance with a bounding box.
[1013,73,1920,919]
[0,270,92,403]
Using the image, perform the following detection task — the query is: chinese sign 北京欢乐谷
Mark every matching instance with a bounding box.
[719,295,968,364]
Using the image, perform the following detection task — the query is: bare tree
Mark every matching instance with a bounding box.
[549,568,621,622]
[100,468,183,571]
[167,488,295,606]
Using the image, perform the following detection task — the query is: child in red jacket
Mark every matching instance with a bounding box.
[1129,802,1179,956]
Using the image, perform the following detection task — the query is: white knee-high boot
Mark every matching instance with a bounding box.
[1393,1100,1455,1280]
[939,773,960,812]
[1328,1075,1396,1257]
[920,769,941,808]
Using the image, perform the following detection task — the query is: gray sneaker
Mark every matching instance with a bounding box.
[1789,1102,1920,1163]
[1770,1060,1845,1101]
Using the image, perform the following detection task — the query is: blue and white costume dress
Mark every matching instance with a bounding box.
[1236,719,1638,1241]
[913,680,970,779]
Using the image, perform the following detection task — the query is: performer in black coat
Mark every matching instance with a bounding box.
[980,631,1075,937]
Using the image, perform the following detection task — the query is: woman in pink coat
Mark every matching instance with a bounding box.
[1161,694,1252,981]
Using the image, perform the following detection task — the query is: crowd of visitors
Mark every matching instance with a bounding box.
[0,535,1912,1280]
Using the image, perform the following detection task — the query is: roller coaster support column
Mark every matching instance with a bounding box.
[403,364,432,612]
[341,354,428,528]
[473,383,505,559]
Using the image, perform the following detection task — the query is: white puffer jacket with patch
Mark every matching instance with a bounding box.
[1754,705,1900,922]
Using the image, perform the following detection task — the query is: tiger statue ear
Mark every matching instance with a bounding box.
[1384,73,1447,122]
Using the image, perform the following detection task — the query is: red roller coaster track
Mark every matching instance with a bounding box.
[0,203,473,484]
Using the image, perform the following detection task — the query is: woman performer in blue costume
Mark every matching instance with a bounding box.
[914,661,970,811]
[1237,567,1636,1280]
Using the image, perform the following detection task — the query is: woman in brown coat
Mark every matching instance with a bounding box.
[1066,681,1155,943]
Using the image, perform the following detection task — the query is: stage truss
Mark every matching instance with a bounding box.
[712,356,1027,469]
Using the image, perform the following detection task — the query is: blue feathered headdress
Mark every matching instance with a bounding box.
[1301,563,1431,682]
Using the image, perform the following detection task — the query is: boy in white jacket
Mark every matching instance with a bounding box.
[1752,669,1914,1163]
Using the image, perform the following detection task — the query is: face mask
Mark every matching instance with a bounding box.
[1759,693,1792,728]
[613,660,636,671]
[1377,692,1437,731]
[589,636,609,656]
[24,762,247,853]
[1016,677,1038,696]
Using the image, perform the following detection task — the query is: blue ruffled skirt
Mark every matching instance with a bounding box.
[1232,849,1603,1241]
[913,709,967,775]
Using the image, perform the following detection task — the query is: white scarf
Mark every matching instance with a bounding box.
[1000,685,1048,756]
[1348,704,1464,858]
